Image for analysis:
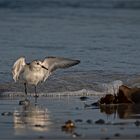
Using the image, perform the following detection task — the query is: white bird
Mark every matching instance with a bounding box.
[12,56,80,97]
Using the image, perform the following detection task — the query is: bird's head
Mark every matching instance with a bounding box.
[31,60,48,71]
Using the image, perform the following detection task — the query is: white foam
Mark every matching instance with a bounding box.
[102,80,123,95]
[0,80,123,97]
[1,89,106,97]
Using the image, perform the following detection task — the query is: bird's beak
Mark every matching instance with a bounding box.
[41,65,48,70]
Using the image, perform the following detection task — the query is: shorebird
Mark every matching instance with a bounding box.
[12,56,80,97]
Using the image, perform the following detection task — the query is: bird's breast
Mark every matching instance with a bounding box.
[22,69,45,85]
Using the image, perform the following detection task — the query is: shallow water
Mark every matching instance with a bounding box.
[0,96,140,139]
[0,0,140,91]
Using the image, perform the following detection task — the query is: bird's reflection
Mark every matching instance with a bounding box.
[100,104,140,119]
[14,98,50,134]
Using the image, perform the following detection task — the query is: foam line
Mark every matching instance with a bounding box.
[1,89,106,97]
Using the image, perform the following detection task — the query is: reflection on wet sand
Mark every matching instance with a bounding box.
[13,99,50,134]
[100,104,140,119]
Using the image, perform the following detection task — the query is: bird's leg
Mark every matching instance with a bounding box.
[34,86,39,97]
[19,83,28,105]
[24,83,27,95]
[34,86,39,105]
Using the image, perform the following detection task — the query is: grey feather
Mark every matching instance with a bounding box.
[42,56,80,72]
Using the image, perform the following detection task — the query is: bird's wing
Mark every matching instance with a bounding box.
[41,56,80,81]
[12,57,26,82]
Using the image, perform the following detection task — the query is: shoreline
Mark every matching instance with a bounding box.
[0,96,140,139]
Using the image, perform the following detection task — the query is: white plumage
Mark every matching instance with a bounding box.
[12,56,80,96]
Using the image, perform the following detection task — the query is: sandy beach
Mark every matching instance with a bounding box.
[0,94,140,140]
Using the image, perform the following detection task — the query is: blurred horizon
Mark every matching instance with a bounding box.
[0,0,140,10]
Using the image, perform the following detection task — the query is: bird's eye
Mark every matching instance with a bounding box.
[37,62,39,65]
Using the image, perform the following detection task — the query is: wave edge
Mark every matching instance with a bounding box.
[0,89,106,97]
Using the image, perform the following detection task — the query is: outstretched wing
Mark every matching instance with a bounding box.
[12,57,26,82]
[41,56,80,81]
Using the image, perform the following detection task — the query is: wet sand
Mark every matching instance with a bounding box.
[0,95,140,140]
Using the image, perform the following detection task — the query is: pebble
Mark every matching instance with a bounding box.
[95,119,105,124]
[19,99,30,106]
[38,136,45,139]
[75,119,83,123]
[72,132,81,138]
[80,96,89,101]
[34,124,44,128]
[136,134,140,138]
[135,120,140,126]
[1,112,13,116]
[104,137,110,140]
[91,102,99,106]
[84,103,91,108]
[86,119,93,124]
[61,120,75,131]
[114,133,120,137]
[75,107,80,110]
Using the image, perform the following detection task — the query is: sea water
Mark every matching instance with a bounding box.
[0,0,140,95]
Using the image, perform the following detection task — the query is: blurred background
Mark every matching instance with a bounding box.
[0,0,140,93]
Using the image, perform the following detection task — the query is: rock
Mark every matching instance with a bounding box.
[91,102,99,106]
[19,99,30,106]
[135,120,140,127]
[38,136,45,139]
[114,133,120,137]
[84,102,99,109]
[75,107,80,110]
[118,85,140,103]
[80,96,89,101]
[136,134,140,138]
[75,119,83,123]
[95,119,105,124]
[61,120,75,132]
[84,103,91,108]
[98,85,140,105]
[99,94,116,104]
[100,105,117,115]
[34,124,44,127]
[1,112,13,116]
[86,119,93,124]
[104,137,110,140]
